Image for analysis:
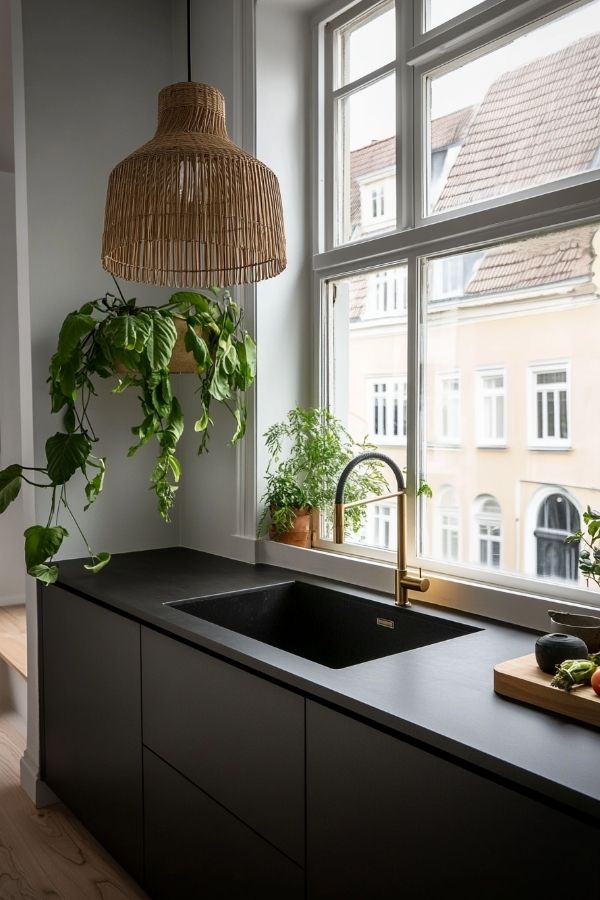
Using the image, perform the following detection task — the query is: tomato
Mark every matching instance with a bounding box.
[591,668,600,697]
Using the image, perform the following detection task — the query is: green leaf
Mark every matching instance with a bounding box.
[0,464,23,514]
[103,314,139,351]
[231,405,247,444]
[84,457,106,510]
[63,406,76,433]
[84,551,111,573]
[57,312,96,363]
[143,313,178,371]
[160,397,184,451]
[45,432,91,485]
[170,291,211,315]
[194,400,210,433]
[184,325,210,370]
[24,524,68,570]
[112,375,137,394]
[27,563,59,585]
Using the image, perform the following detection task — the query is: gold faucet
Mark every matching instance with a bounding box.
[334,452,430,607]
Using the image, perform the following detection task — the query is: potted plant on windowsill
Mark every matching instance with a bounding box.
[0,284,256,584]
[258,407,388,548]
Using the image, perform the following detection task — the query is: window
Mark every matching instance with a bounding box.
[529,364,570,448]
[437,372,460,444]
[315,0,600,615]
[371,502,397,550]
[369,268,407,316]
[370,378,407,443]
[476,368,505,446]
[473,495,502,568]
[437,486,460,562]
[535,493,580,581]
[426,1,600,216]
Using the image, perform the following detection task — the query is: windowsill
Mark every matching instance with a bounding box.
[255,537,600,633]
[527,444,572,452]
[428,440,462,449]
[476,443,508,450]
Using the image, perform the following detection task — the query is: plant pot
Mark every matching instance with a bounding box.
[270,507,312,548]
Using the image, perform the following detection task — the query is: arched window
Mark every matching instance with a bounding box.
[474,495,502,568]
[535,493,580,581]
[437,486,460,562]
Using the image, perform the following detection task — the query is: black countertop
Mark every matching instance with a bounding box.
[54,547,600,822]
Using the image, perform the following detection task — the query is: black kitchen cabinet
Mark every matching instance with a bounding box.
[40,585,143,880]
[141,625,305,865]
[306,700,599,900]
[143,748,304,900]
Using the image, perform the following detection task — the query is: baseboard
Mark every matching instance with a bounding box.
[0,594,25,607]
[20,748,58,808]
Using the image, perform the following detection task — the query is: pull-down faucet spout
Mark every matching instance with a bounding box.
[334,452,429,607]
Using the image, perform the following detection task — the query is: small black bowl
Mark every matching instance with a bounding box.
[535,632,588,674]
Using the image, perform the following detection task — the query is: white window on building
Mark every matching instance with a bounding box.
[473,495,502,568]
[370,378,407,444]
[369,268,407,317]
[437,372,460,443]
[535,492,580,581]
[529,364,570,448]
[476,368,506,446]
[437,486,460,562]
[358,173,396,237]
[372,184,385,218]
[372,502,397,550]
[430,249,483,299]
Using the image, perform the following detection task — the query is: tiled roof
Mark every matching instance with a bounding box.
[436,34,600,212]
[349,106,475,226]
[465,224,598,295]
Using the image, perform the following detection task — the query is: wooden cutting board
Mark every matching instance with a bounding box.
[494,653,600,728]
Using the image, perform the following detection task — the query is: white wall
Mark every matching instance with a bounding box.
[12,0,176,801]
[0,172,25,606]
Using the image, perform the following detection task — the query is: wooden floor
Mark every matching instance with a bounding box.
[0,715,148,899]
[0,607,27,679]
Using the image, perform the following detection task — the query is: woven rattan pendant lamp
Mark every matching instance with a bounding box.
[102,1,286,288]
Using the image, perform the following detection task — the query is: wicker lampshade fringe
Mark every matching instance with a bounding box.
[102,82,286,288]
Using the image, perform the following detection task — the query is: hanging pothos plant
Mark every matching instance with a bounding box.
[0,285,256,584]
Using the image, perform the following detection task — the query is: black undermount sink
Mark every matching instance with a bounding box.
[167,581,481,669]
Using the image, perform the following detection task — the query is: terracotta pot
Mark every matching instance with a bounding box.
[270,507,312,548]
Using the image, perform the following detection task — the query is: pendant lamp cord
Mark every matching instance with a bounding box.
[187,0,192,81]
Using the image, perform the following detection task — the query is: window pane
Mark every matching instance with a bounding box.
[419,222,600,594]
[425,0,484,31]
[336,74,395,245]
[426,0,600,215]
[327,266,407,550]
[335,2,395,88]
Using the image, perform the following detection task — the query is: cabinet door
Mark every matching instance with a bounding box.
[41,585,143,880]
[307,700,599,900]
[144,748,304,900]
[142,627,305,864]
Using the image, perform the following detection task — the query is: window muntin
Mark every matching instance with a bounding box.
[370,377,407,444]
[425,0,600,216]
[529,364,570,448]
[334,1,395,89]
[476,368,506,446]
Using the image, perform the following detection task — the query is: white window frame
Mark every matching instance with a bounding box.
[300,0,600,629]
[528,361,571,450]
[476,366,506,448]
[368,376,407,444]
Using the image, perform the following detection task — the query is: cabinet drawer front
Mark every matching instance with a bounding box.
[144,749,304,900]
[41,586,143,881]
[141,627,305,864]
[307,700,599,899]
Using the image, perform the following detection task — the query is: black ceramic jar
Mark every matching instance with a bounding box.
[535,632,589,674]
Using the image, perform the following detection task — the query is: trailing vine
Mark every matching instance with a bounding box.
[0,285,256,584]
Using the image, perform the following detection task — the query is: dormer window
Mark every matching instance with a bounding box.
[371,185,385,218]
